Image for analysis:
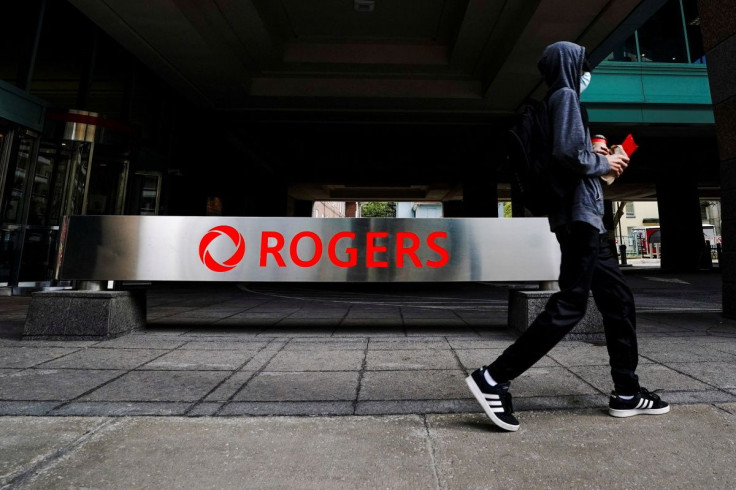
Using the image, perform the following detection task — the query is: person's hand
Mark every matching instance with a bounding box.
[593,145,610,156]
[606,153,629,177]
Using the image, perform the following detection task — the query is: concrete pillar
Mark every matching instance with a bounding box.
[442,200,464,217]
[462,177,499,218]
[699,0,736,315]
[291,199,314,217]
[656,164,710,271]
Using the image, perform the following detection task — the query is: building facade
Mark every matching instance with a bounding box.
[0,0,731,303]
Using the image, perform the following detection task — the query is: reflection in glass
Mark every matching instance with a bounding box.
[682,0,705,64]
[605,34,638,62]
[19,229,59,282]
[2,134,34,224]
[130,172,161,216]
[636,0,688,63]
[85,157,129,215]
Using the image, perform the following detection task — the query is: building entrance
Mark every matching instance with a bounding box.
[0,125,91,290]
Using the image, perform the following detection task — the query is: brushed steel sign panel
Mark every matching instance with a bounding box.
[60,216,561,282]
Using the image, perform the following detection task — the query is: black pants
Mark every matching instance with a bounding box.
[488,221,640,395]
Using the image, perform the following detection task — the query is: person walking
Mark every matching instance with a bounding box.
[466,41,670,432]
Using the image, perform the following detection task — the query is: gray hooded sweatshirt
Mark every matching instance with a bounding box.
[538,41,610,233]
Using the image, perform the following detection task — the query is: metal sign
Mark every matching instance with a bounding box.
[60,216,561,282]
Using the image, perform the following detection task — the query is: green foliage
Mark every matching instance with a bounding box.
[503,202,512,218]
[361,202,396,218]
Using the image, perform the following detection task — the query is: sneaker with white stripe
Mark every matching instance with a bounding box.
[608,388,670,418]
[465,367,519,432]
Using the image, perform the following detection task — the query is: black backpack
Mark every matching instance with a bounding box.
[506,93,576,216]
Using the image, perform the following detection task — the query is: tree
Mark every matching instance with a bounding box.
[361,202,396,217]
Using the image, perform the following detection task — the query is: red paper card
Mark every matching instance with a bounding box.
[621,133,638,156]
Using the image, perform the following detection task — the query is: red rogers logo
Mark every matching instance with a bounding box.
[199,226,246,272]
[199,227,450,272]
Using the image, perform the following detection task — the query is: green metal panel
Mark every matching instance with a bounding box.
[582,62,714,124]
[586,104,715,124]
[0,79,46,131]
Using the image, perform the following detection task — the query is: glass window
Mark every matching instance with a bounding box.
[625,202,635,217]
[2,134,35,224]
[682,0,705,64]
[605,33,639,62]
[636,0,689,63]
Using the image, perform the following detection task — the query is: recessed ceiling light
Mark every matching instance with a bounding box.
[354,0,375,13]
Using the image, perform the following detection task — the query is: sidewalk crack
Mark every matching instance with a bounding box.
[422,414,445,490]
[0,417,124,489]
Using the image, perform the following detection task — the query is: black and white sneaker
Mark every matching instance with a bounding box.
[465,367,520,432]
[608,388,670,418]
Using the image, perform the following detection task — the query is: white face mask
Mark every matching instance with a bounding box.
[580,72,592,93]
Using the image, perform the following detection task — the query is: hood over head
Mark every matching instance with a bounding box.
[537,41,587,93]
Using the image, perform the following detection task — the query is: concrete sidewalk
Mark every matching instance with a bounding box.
[2,406,735,489]
[1,279,734,417]
[1,276,735,487]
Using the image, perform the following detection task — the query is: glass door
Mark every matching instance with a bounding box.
[85,156,129,215]
[18,140,90,283]
[0,132,92,287]
[0,130,39,285]
[128,171,161,215]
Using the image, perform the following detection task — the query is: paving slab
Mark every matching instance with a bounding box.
[258,326,337,337]
[178,340,268,350]
[40,348,168,370]
[402,318,468,327]
[204,372,255,401]
[367,339,449,350]
[187,402,222,416]
[283,340,367,350]
[173,309,246,318]
[639,344,736,363]
[567,363,713,393]
[264,349,365,371]
[0,340,99,348]
[359,370,469,400]
[0,401,60,416]
[0,347,81,369]
[400,309,461,319]
[513,394,606,411]
[219,401,355,416]
[14,416,437,490]
[426,405,736,489]
[454,348,557,370]
[141,349,255,371]
[93,338,187,350]
[240,349,282,371]
[511,367,601,396]
[332,326,406,336]
[81,370,229,402]
[405,325,477,335]
[356,399,478,415]
[287,309,349,319]
[49,402,191,416]
[448,339,517,350]
[0,369,124,401]
[273,318,343,327]
[653,389,736,405]
[234,371,360,402]
[668,361,736,389]
[716,402,736,414]
[365,349,459,370]
[547,342,654,366]
[0,417,106,487]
